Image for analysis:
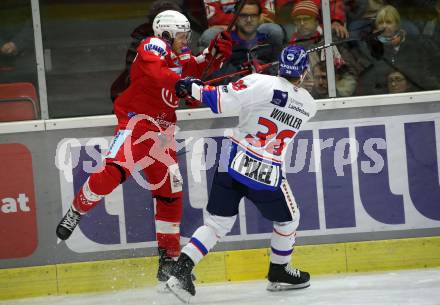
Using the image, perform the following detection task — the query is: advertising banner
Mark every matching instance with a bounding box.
[0,144,38,259]
[56,113,440,253]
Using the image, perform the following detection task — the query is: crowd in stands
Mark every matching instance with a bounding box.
[196,0,440,98]
[2,0,440,121]
[0,19,36,87]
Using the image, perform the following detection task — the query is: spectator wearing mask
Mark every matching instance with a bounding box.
[357,5,440,95]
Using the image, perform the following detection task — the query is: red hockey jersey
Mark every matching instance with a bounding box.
[114,36,217,133]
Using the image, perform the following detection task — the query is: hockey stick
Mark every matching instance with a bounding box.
[205,39,354,85]
[200,0,248,80]
[306,38,357,53]
[205,29,386,85]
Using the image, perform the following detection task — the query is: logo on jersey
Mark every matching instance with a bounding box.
[288,104,310,117]
[161,88,179,108]
[144,43,167,57]
[270,90,288,107]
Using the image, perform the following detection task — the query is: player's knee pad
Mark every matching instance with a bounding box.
[204,211,236,239]
[273,219,299,236]
[155,195,183,222]
[88,162,127,196]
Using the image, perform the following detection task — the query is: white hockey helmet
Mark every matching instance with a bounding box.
[152,10,191,42]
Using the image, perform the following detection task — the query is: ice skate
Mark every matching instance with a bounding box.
[267,262,310,291]
[166,253,195,304]
[156,248,177,293]
[56,206,82,240]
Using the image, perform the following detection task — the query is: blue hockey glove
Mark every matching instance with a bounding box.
[175,77,204,98]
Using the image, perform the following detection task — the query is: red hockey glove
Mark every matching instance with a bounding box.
[207,31,233,62]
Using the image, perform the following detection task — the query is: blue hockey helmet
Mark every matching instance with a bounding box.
[278,45,309,78]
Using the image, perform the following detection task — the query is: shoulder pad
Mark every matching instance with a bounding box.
[140,37,170,58]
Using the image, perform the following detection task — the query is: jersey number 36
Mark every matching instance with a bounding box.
[245,117,296,156]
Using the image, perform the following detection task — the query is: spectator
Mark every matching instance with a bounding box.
[288,1,360,95]
[311,60,357,98]
[0,19,36,85]
[357,5,440,95]
[289,0,324,45]
[277,0,348,39]
[387,69,412,93]
[206,0,283,84]
[204,0,276,28]
[199,0,283,53]
[345,0,385,39]
[420,0,440,46]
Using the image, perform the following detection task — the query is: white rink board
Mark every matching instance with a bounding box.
[4,268,440,305]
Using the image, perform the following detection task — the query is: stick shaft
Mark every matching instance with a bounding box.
[200,0,247,80]
[205,37,359,85]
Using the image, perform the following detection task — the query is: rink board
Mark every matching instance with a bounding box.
[1,236,440,300]
[1,96,440,301]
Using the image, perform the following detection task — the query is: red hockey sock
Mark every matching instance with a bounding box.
[156,232,181,258]
[72,179,103,214]
[73,164,125,213]
[155,196,183,258]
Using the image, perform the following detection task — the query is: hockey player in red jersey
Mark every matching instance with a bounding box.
[56,10,232,288]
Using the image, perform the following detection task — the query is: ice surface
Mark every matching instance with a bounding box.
[3,268,440,305]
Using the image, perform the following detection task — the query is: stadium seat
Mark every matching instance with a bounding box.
[0,82,39,122]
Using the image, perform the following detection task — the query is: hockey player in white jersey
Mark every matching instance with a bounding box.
[167,45,316,303]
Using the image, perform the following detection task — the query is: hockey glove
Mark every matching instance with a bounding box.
[175,77,204,98]
[207,31,233,62]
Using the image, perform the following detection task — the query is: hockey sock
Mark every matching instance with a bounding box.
[72,163,124,213]
[182,212,236,264]
[72,178,104,214]
[181,225,219,264]
[270,221,297,265]
[155,196,183,258]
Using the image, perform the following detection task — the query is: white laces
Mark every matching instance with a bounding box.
[285,265,301,278]
[60,208,81,230]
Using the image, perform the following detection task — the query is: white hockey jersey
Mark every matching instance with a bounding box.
[191,73,317,190]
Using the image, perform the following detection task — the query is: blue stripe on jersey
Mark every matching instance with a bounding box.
[202,87,220,113]
[190,237,208,256]
[271,247,293,256]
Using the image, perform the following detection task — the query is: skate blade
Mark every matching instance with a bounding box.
[267,281,310,291]
[156,281,171,294]
[166,276,192,304]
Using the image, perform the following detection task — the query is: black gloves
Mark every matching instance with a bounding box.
[175,77,204,98]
